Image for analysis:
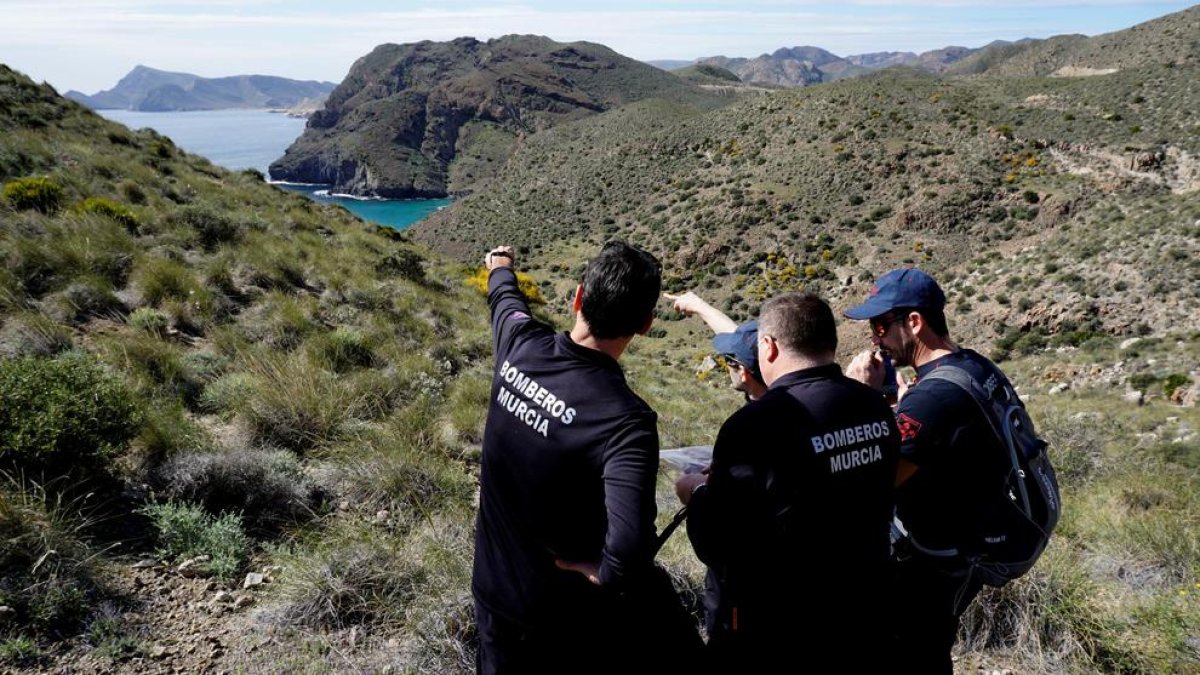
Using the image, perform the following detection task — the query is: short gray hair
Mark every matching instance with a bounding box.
[758,293,837,358]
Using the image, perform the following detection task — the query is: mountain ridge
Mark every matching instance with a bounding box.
[65,65,336,112]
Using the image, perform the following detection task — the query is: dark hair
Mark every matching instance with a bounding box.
[895,306,950,338]
[758,293,837,358]
[580,241,662,339]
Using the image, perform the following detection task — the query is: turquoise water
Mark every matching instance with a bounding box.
[97,109,450,230]
[275,184,453,226]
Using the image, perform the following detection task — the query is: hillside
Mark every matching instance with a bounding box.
[269,35,720,199]
[65,65,335,111]
[413,60,1200,351]
[949,5,1200,77]
[0,64,497,672]
[673,63,742,85]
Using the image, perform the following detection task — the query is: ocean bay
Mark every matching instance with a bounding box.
[97,109,449,230]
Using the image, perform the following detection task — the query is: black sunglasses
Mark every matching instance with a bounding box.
[869,314,906,338]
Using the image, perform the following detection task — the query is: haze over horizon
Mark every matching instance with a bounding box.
[0,0,1194,94]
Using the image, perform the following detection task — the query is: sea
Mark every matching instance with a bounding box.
[97,109,452,230]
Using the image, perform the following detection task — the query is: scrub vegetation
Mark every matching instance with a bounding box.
[2,7,1200,672]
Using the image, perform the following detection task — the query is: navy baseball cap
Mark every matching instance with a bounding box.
[712,320,761,380]
[844,268,945,320]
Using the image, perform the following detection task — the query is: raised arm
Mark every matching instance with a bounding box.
[485,246,531,350]
[664,291,738,335]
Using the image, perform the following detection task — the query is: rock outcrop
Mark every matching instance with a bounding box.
[269,35,702,198]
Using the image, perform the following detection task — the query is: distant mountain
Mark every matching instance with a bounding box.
[672,63,742,84]
[64,66,336,112]
[693,43,978,87]
[947,5,1199,77]
[647,59,694,71]
[270,35,716,199]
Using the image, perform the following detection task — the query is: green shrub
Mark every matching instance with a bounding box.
[375,248,426,283]
[140,501,249,579]
[1129,373,1160,393]
[2,177,63,213]
[128,307,169,334]
[117,180,146,205]
[0,354,141,469]
[153,446,321,531]
[1162,373,1190,397]
[198,372,255,416]
[76,197,138,230]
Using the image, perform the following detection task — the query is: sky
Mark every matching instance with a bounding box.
[1,0,1194,93]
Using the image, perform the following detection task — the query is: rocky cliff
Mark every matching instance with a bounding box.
[268,35,705,198]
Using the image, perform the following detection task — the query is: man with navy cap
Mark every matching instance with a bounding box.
[665,291,767,401]
[844,268,1015,674]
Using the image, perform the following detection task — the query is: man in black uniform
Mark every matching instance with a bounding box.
[844,268,1012,674]
[473,241,699,675]
[676,292,899,672]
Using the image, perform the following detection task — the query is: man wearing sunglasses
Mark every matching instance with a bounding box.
[844,267,1011,674]
[665,291,767,401]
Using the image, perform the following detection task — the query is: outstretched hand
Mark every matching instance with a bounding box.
[663,291,707,316]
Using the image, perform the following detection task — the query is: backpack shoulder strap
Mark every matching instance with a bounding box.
[918,364,1004,433]
[919,363,1034,514]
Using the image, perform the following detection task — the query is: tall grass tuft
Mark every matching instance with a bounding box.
[241,353,394,452]
[0,472,109,640]
[272,529,426,629]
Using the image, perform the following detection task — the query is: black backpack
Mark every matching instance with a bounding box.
[901,360,1061,587]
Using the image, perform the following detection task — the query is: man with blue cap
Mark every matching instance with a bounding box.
[665,291,767,401]
[844,267,1019,674]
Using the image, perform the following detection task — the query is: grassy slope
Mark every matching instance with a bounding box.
[0,63,498,670]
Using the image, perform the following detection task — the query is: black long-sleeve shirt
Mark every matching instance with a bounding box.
[686,364,899,657]
[471,267,659,630]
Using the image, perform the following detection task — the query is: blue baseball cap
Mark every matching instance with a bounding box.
[712,320,761,381]
[844,268,945,320]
